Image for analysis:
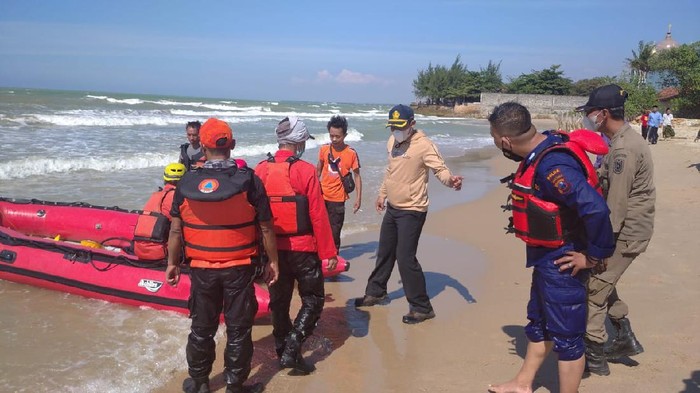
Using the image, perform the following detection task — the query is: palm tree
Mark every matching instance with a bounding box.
[626,41,655,85]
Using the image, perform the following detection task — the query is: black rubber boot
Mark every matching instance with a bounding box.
[274,336,286,358]
[183,378,210,393]
[585,339,610,376]
[279,330,315,375]
[606,318,644,359]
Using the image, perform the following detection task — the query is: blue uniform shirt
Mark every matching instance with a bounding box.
[524,132,615,267]
[648,111,662,127]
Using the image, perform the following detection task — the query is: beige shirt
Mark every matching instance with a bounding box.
[378,130,453,212]
[598,123,656,241]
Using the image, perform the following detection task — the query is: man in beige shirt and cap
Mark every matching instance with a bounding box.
[577,84,656,376]
[354,104,463,324]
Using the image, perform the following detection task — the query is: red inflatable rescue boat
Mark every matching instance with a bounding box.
[0,198,276,319]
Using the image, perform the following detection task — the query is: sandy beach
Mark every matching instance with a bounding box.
[157,121,700,393]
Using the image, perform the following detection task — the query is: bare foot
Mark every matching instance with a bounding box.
[487,380,533,393]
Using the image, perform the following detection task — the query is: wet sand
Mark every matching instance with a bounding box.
[157,121,700,392]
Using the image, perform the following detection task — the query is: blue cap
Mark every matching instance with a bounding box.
[386,104,414,128]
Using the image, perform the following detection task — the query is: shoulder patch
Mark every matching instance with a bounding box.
[613,155,626,174]
[556,179,571,195]
[546,168,571,195]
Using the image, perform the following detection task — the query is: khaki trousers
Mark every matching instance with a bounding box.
[586,239,649,344]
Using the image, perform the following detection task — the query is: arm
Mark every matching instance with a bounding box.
[376,165,389,212]
[304,165,337,261]
[247,173,279,285]
[165,217,183,286]
[353,168,362,213]
[537,156,615,275]
[258,219,279,286]
[422,142,463,190]
[316,159,324,179]
[376,141,391,212]
[316,145,325,179]
[605,150,637,234]
[350,149,362,213]
[165,189,185,286]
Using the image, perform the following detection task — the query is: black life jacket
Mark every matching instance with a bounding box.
[180,143,206,170]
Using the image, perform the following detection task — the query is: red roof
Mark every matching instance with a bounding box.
[658,87,679,101]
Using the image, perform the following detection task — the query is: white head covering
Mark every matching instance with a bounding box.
[275,116,314,144]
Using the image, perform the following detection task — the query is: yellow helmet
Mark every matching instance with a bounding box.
[163,163,186,182]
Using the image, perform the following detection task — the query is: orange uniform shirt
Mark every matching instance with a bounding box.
[318,144,360,202]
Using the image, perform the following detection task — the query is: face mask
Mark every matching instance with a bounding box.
[502,147,524,162]
[501,139,524,162]
[393,128,411,143]
[583,112,602,131]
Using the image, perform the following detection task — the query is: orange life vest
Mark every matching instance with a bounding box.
[260,155,312,236]
[133,186,175,261]
[177,166,258,268]
[506,132,603,248]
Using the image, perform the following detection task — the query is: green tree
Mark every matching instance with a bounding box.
[444,55,469,103]
[626,41,655,86]
[412,56,502,105]
[617,76,659,120]
[650,41,700,117]
[475,60,504,93]
[506,65,573,95]
[571,76,617,96]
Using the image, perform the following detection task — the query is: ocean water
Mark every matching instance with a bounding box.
[0,88,499,392]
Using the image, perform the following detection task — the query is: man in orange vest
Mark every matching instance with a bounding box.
[166,118,279,393]
[255,116,338,375]
[134,163,185,261]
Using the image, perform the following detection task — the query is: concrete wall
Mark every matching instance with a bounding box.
[480,92,588,114]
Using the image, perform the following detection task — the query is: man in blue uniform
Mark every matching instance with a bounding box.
[646,106,662,144]
[487,102,615,393]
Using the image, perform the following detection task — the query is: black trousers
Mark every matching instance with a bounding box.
[648,126,659,144]
[325,200,345,251]
[641,125,649,141]
[187,265,257,388]
[270,251,325,345]
[365,205,432,314]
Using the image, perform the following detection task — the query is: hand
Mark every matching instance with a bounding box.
[264,261,279,286]
[165,264,181,287]
[554,251,594,276]
[353,199,362,214]
[451,175,463,191]
[375,196,386,213]
[590,257,608,274]
[327,256,338,272]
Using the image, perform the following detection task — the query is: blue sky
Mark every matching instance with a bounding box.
[1,0,699,104]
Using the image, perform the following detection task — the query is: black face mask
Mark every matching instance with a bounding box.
[501,139,524,162]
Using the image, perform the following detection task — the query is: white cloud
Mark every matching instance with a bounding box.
[316,70,333,81]
[294,69,391,86]
[335,69,384,84]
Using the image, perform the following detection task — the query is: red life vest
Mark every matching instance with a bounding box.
[259,155,312,236]
[133,185,176,261]
[506,131,604,248]
[177,167,258,268]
